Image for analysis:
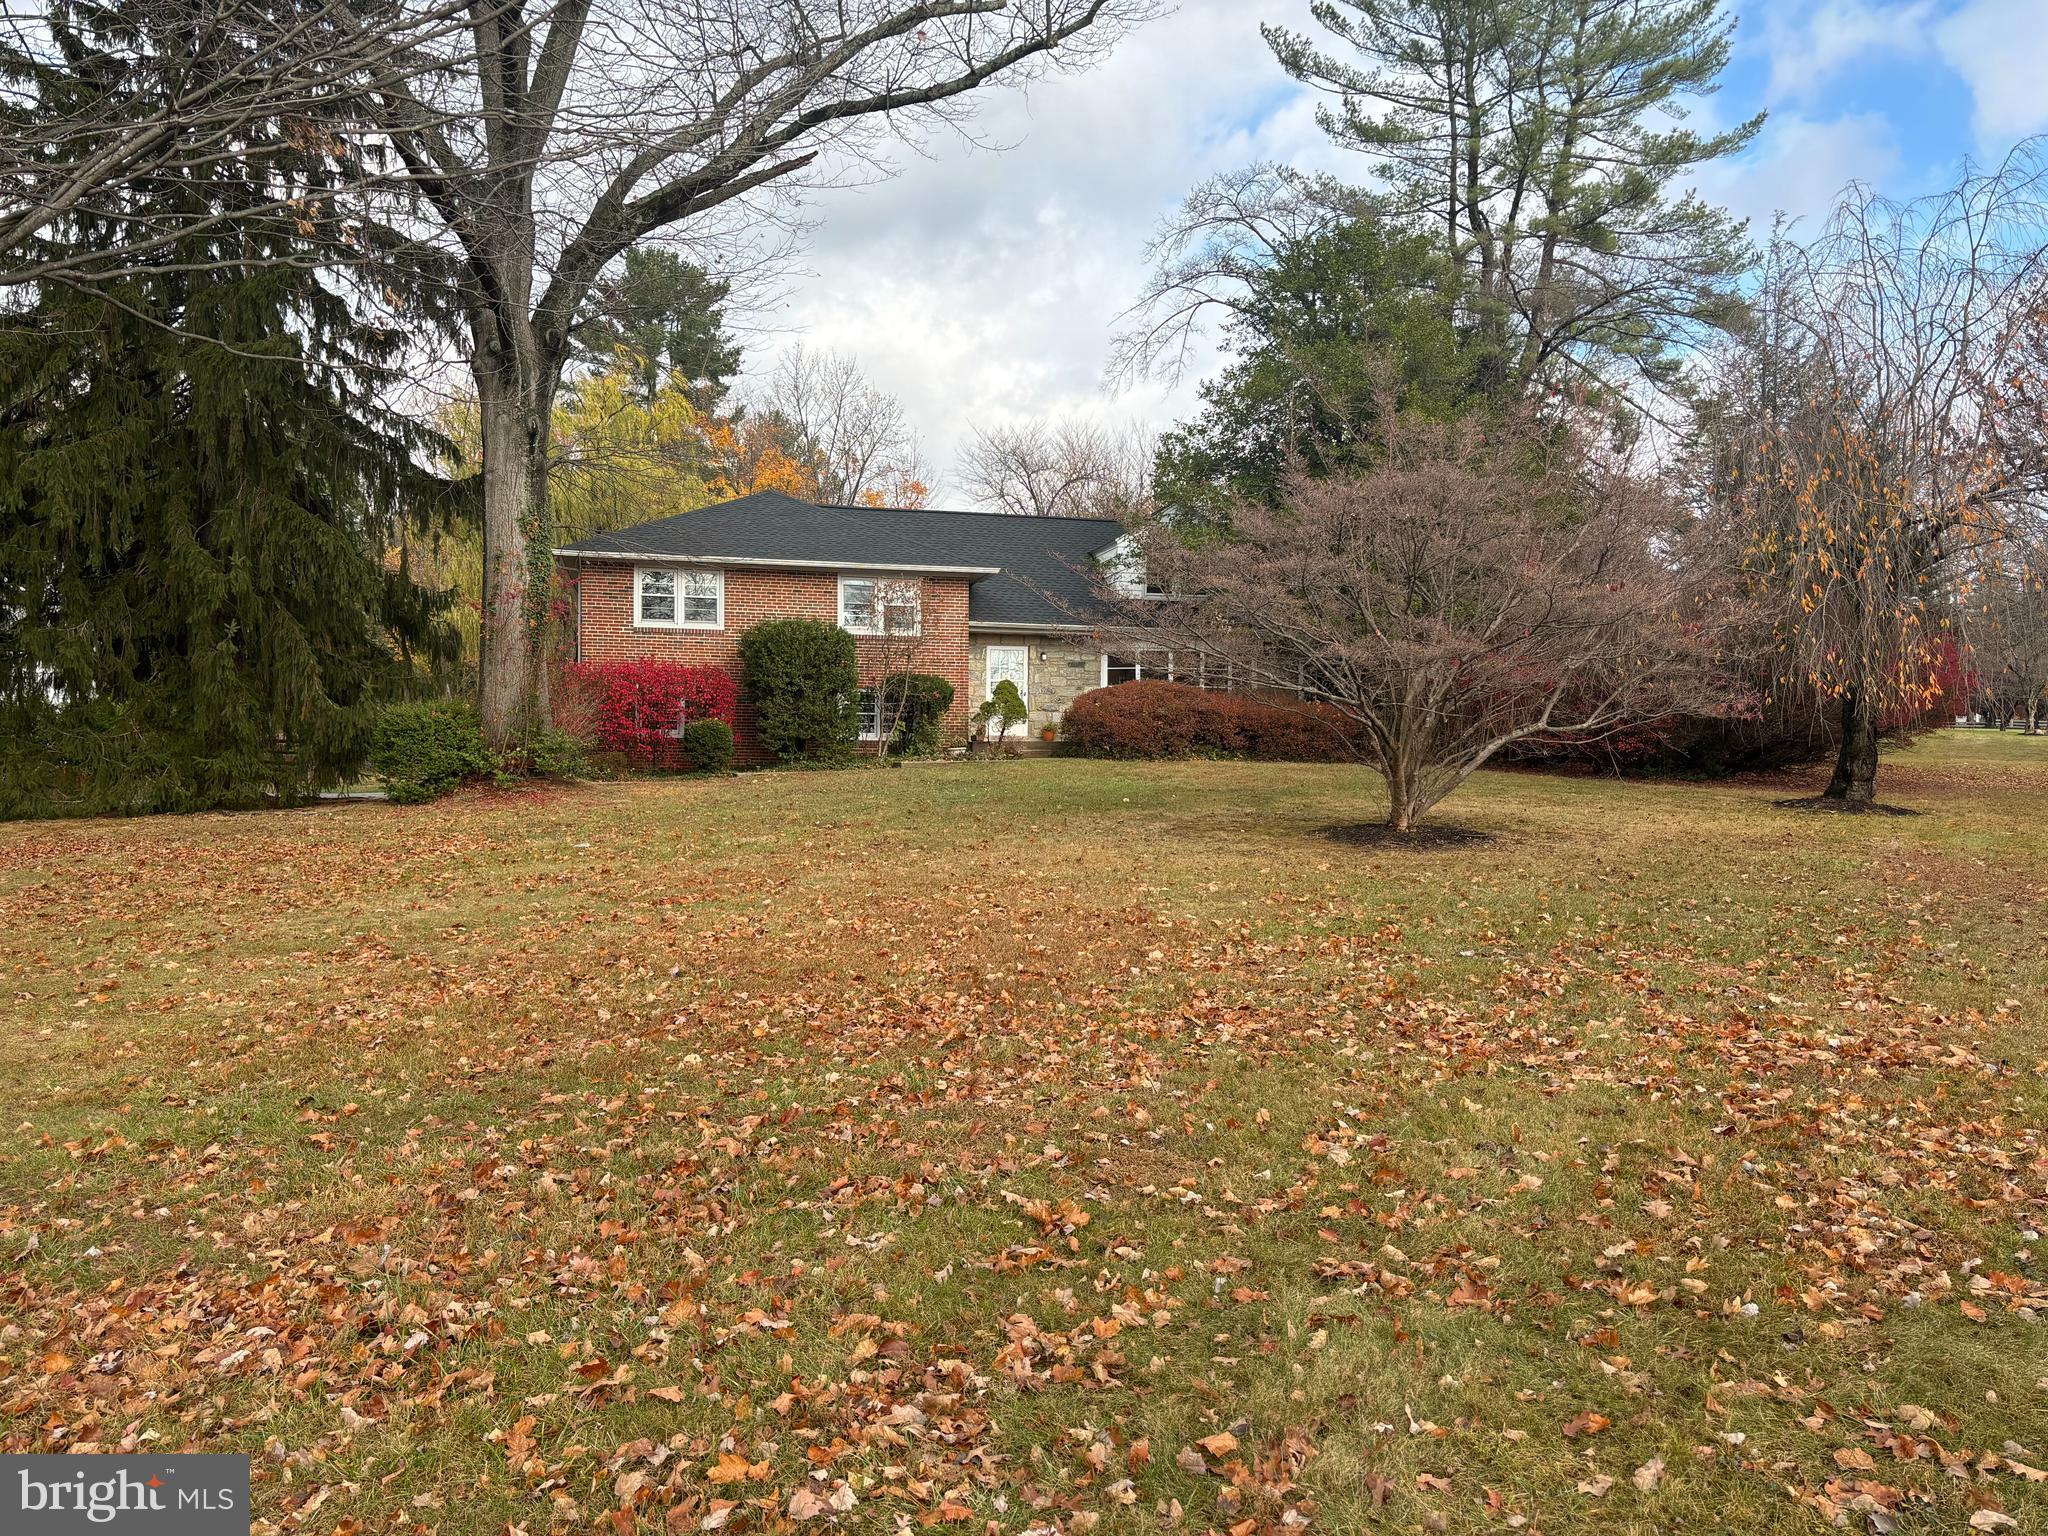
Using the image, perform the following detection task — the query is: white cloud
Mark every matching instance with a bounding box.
[1934,0,2048,144]
[736,0,1343,501]
[1693,110,1903,231]
[1750,0,2048,149]
[1753,0,1935,108]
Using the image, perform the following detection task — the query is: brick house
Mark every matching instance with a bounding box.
[554,490,1149,762]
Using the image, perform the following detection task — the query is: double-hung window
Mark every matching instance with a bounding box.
[855,687,884,742]
[838,575,920,636]
[635,566,722,629]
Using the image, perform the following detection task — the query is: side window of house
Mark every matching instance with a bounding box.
[1104,650,1233,689]
[839,577,876,632]
[637,568,676,625]
[839,576,920,636]
[680,570,720,624]
[636,567,722,628]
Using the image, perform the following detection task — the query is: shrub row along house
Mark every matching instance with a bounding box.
[554,491,1153,762]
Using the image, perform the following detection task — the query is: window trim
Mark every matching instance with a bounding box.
[855,686,885,743]
[1102,647,1175,687]
[837,573,921,638]
[633,564,724,631]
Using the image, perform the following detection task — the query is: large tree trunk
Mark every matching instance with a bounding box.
[1822,689,1880,806]
[476,373,545,748]
[471,239,564,750]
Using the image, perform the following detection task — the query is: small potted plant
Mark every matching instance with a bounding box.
[1040,724,1057,744]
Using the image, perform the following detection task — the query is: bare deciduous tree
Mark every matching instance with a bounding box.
[1113,402,1741,833]
[1107,164,1341,388]
[958,416,1152,518]
[344,0,1147,744]
[1727,145,2048,805]
[1965,543,2048,733]
[749,345,926,506]
[0,0,479,290]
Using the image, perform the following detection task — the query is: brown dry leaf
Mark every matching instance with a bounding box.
[1631,1457,1666,1492]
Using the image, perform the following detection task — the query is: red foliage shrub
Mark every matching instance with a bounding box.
[1060,681,1352,762]
[559,660,738,770]
[1883,635,1977,731]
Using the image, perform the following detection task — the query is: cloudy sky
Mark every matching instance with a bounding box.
[740,0,2048,503]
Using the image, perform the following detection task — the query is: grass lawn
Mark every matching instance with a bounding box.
[2,731,2044,1535]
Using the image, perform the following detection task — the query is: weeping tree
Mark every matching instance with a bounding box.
[0,0,461,815]
[1727,148,2048,806]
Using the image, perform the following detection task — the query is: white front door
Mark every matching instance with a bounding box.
[984,645,1030,727]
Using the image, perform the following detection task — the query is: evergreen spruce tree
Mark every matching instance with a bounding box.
[0,0,460,815]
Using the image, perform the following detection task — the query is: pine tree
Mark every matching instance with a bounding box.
[1264,0,1762,397]
[572,250,745,410]
[0,0,460,815]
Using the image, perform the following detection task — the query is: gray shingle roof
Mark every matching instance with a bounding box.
[554,490,1125,629]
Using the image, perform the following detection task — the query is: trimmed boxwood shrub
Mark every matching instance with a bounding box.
[680,718,735,774]
[371,698,495,803]
[880,672,955,757]
[506,725,589,781]
[1059,680,1352,762]
[740,618,858,763]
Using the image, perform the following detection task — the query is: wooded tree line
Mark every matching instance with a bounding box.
[3,0,2045,821]
[0,0,1150,811]
[1098,0,2048,826]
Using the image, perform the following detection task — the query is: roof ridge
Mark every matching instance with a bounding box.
[810,500,1125,527]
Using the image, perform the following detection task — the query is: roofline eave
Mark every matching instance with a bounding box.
[967,619,1100,634]
[550,549,1001,577]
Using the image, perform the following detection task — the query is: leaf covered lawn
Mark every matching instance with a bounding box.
[2,733,2045,1535]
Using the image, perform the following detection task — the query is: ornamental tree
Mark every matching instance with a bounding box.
[1114,398,1743,833]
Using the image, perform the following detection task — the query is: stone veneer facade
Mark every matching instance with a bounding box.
[967,633,1106,743]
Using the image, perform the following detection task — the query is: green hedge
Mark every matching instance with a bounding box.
[739,619,858,763]
[680,718,735,774]
[370,699,495,803]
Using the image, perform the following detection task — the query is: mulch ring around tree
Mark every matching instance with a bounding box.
[1771,796,1922,816]
[1319,822,1496,850]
